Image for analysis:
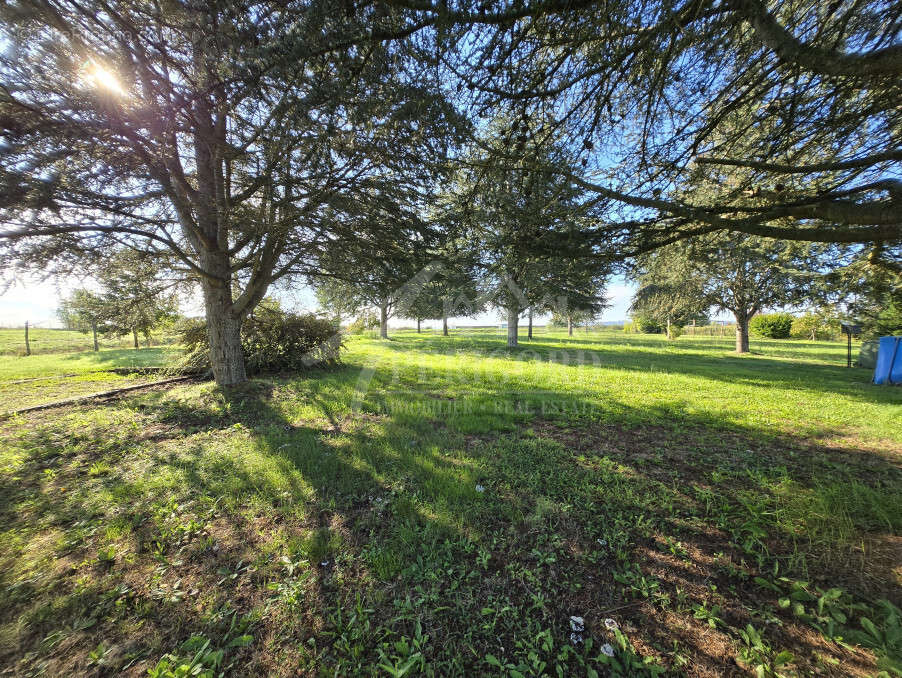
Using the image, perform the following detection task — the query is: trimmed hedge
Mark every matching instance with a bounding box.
[749,312,793,339]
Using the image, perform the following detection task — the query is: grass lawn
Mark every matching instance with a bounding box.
[0,348,180,413]
[0,331,899,676]
[0,328,178,357]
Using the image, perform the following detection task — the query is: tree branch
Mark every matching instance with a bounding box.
[695,149,902,174]
[733,0,902,78]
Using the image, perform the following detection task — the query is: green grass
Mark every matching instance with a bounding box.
[0,371,166,412]
[0,327,178,357]
[0,330,899,676]
[0,347,178,380]
[0,348,180,412]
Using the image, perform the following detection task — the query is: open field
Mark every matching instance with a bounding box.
[0,348,179,412]
[0,331,899,676]
[0,328,178,357]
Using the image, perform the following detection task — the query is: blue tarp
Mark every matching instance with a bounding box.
[873,336,902,385]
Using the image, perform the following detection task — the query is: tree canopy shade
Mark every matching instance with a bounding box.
[448,120,611,347]
[391,0,901,255]
[0,0,465,384]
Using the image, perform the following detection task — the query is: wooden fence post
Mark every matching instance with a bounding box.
[24,321,31,356]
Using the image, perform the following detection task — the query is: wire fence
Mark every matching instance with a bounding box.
[0,323,180,356]
[3,320,852,363]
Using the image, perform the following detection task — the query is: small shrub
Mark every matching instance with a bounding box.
[629,314,663,334]
[346,311,379,334]
[791,312,840,341]
[179,307,342,375]
[749,312,793,339]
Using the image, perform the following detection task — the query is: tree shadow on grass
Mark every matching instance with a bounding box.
[370,333,895,410]
[1,361,899,677]
[147,372,899,672]
[56,347,173,368]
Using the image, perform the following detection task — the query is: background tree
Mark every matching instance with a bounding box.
[394,277,446,334]
[404,246,483,336]
[549,308,596,335]
[791,310,841,341]
[312,204,441,340]
[630,253,710,339]
[437,269,484,337]
[539,258,611,337]
[451,121,608,347]
[57,252,178,349]
[0,0,464,384]
[637,234,817,352]
[315,281,363,328]
[57,289,105,352]
[96,251,179,348]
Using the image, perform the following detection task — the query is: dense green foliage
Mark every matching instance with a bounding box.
[0,0,466,384]
[791,312,841,341]
[631,231,822,351]
[56,289,105,338]
[865,301,902,339]
[180,308,341,375]
[90,251,179,347]
[345,311,380,335]
[750,313,795,339]
[447,123,610,345]
[57,252,179,349]
[626,314,663,334]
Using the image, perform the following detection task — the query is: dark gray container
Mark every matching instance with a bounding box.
[858,339,879,368]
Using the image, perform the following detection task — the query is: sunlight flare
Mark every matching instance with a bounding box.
[85,61,126,96]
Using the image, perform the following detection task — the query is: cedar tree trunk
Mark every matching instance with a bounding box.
[379,304,389,339]
[735,312,750,353]
[507,306,519,347]
[201,269,247,386]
